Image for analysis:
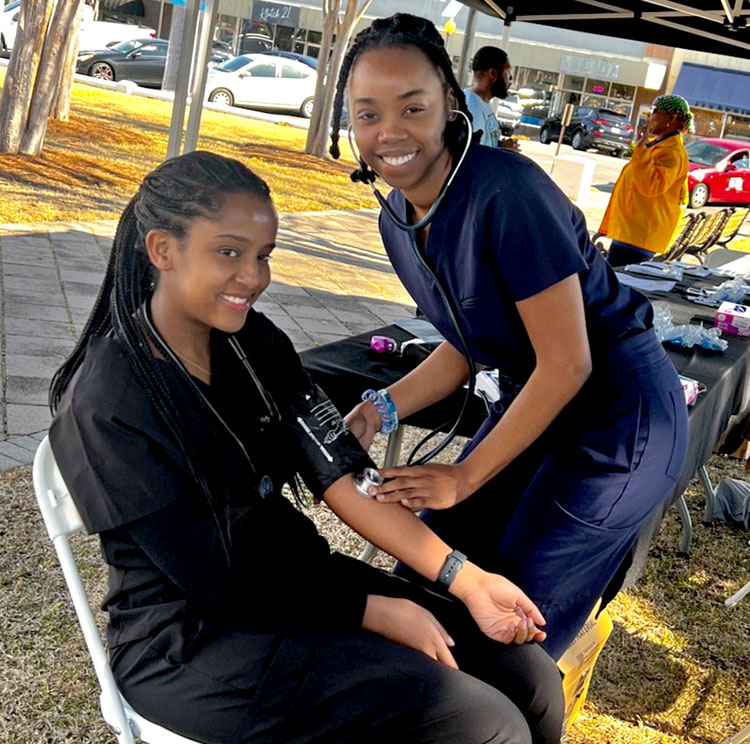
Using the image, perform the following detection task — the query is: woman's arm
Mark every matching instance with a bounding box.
[629,140,683,197]
[374,275,592,508]
[346,340,470,450]
[324,473,546,645]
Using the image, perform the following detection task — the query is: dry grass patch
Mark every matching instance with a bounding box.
[0,68,375,223]
[2,433,749,743]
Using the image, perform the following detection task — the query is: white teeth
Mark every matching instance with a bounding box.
[382,152,416,166]
[221,294,249,306]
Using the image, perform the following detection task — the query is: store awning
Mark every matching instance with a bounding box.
[459,1,750,60]
[674,62,750,114]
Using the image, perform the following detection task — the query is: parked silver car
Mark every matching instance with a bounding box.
[206,54,316,118]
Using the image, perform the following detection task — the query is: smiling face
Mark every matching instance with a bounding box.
[147,191,277,338]
[348,46,453,201]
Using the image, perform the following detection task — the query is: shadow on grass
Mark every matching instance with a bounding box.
[589,622,689,717]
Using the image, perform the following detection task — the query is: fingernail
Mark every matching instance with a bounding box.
[447,636,455,647]
[401,499,409,506]
[376,494,386,501]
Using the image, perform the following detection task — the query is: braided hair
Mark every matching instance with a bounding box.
[329,13,472,184]
[50,151,272,555]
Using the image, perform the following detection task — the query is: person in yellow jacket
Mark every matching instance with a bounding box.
[600,95,692,267]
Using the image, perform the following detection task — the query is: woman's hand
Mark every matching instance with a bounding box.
[450,563,547,645]
[372,463,472,510]
[344,401,381,451]
[362,595,459,669]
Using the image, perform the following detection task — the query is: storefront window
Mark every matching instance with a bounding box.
[585,78,610,96]
[725,114,750,141]
[610,82,635,100]
[604,99,632,117]
[216,14,237,46]
[582,94,606,108]
[691,108,725,138]
[561,74,584,92]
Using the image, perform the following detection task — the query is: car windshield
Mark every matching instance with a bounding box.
[111,39,144,53]
[686,140,732,167]
[215,56,252,72]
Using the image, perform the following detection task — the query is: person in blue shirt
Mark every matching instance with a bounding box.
[329,13,688,661]
[463,46,507,148]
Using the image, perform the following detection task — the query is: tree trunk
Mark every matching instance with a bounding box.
[304,0,338,155]
[19,0,83,154]
[0,0,54,152]
[51,0,83,121]
[304,0,371,158]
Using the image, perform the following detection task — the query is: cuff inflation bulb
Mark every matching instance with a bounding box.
[354,467,384,499]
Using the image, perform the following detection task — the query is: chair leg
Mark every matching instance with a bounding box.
[698,464,716,524]
[676,492,693,555]
[725,579,750,608]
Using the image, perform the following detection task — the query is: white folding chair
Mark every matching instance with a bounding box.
[32,435,200,744]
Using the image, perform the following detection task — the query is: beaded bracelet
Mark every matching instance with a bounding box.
[361,388,399,435]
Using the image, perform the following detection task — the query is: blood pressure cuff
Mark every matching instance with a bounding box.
[280,382,376,500]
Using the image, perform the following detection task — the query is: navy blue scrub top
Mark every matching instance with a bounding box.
[379,145,654,383]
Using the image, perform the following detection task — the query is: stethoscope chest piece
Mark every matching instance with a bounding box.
[258,474,274,500]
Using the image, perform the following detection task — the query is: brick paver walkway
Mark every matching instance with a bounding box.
[0,209,417,467]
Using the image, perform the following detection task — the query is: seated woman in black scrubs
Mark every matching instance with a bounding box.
[49,151,563,744]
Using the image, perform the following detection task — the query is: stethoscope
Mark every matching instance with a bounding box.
[140,302,278,499]
[347,110,478,466]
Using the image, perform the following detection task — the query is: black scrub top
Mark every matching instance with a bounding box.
[50,311,374,651]
[379,145,654,383]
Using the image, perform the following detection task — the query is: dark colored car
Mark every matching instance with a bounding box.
[76,38,230,87]
[539,106,635,157]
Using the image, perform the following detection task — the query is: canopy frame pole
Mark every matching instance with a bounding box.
[183,0,219,154]
[165,0,201,160]
[457,7,478,89]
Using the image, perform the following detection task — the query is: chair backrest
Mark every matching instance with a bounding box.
[665,212,705,262]
[33,436,136,744]
[717,207,749,246]
[682,210,730,263]
[660,212,697,262]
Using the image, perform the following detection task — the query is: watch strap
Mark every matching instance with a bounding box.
[437,549,467,589]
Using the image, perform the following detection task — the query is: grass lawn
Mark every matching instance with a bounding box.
[0,68,375,223]
[1,432,749,744]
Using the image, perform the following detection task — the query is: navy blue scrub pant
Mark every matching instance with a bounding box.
[402,329,688,660]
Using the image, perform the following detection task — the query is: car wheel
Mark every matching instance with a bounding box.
[1,34,6,52]
[300,97,314,118]
[209,88,234,107]
[571,130,585,150]
[611,149,623,158]
[539,126,551,145]
[689,183,710,209]
[90,62,115,81]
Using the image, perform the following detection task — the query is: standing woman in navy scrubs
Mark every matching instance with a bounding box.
[328,13,689,660]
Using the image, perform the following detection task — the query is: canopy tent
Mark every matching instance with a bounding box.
[458,1,750,59]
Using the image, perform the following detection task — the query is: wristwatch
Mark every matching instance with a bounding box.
[437,549,467,589]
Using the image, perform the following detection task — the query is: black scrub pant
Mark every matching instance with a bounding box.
[111,567,564,744]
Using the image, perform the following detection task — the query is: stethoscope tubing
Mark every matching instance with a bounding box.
[348,112,478,466]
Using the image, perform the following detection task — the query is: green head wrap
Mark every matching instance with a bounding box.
[652,94,695,132]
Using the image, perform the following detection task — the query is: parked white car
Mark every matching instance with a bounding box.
[1,1,154,53]
[206,54,316,118]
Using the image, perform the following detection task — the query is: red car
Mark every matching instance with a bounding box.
[686,137,750,208]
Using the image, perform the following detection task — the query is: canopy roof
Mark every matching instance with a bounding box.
[459,1,750,59]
